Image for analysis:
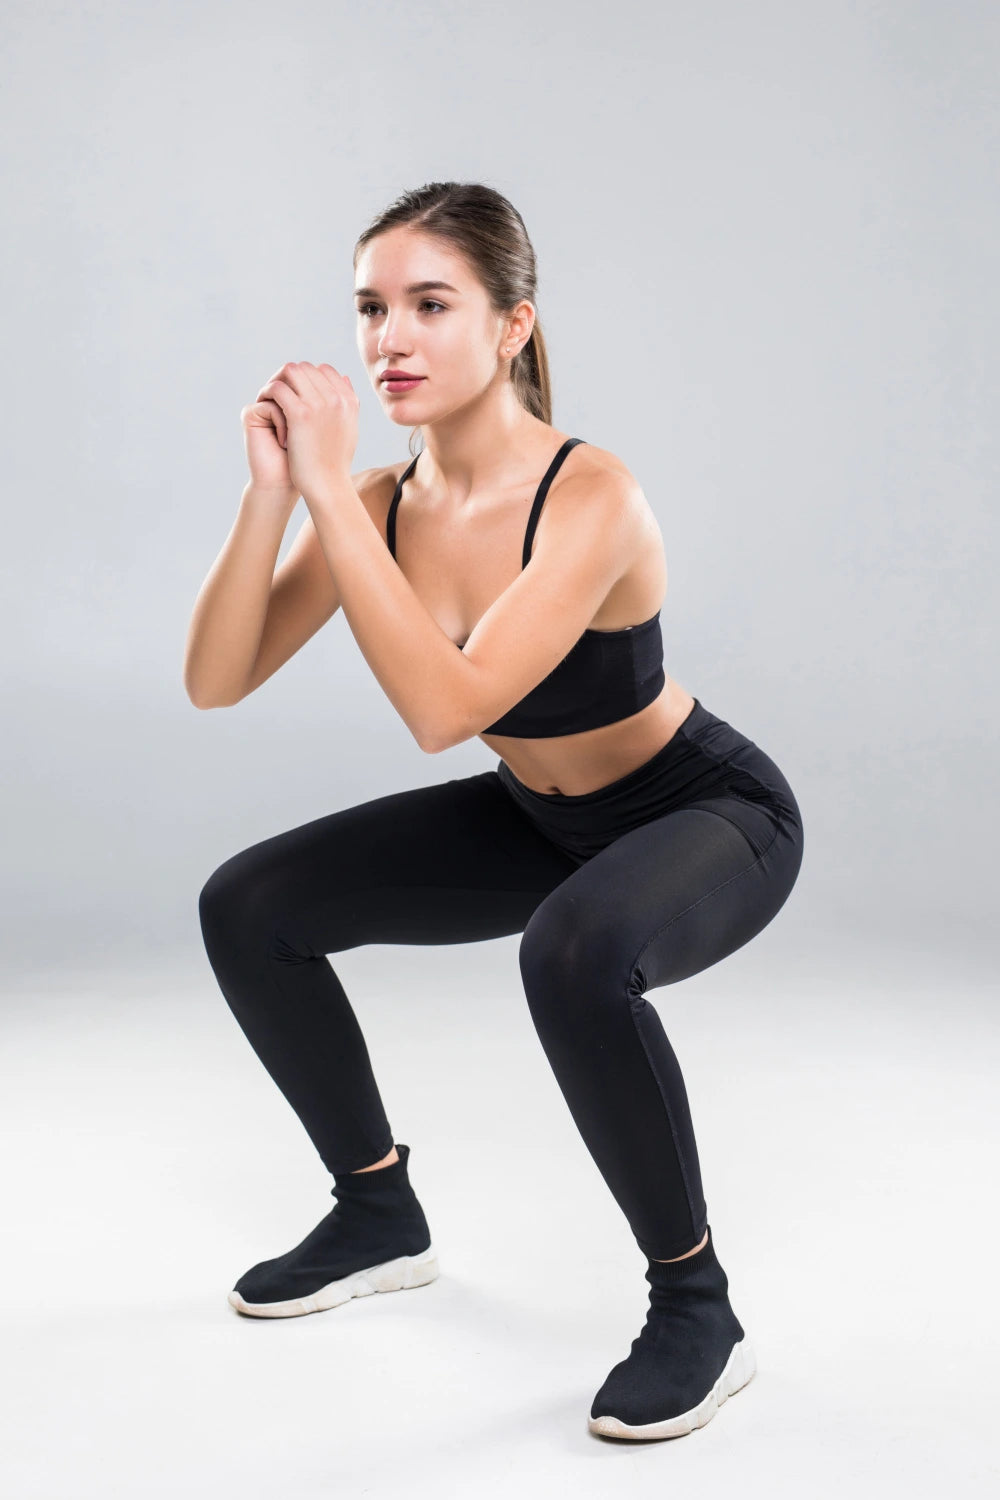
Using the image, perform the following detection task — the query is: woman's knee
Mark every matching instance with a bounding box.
[518,898,634,1018]
[198,846,277,956]
[199,840,357,972]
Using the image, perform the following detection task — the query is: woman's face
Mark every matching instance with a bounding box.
[354,226,526,426]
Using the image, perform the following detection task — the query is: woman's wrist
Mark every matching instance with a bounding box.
[242,479,299,508]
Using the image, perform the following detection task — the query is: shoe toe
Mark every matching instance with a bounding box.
[590,1366,677,1428]
[233,1254,298,1304]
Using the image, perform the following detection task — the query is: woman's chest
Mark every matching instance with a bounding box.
[391,494,534,646]
[384,480,665,646]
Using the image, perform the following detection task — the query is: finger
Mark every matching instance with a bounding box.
[255,378,298,416]
[281,361,332,400]
[318,364,356,400]
[248,399,288,447]
[294,361,332,397]
[283,362,318,398]
[246,398,283,430]
[259,364,311,402]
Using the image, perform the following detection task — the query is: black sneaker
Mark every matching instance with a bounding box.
[228,1142,439,1318]
[588,1224,755,1439]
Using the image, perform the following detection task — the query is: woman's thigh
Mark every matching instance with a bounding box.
[519,800,804,998]
[199,768,581,958]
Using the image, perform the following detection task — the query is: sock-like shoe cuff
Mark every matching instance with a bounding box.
[644,1223,720,1284]
[331,1142,413,1197]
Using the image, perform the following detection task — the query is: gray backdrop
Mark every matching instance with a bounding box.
[4,0,996,981]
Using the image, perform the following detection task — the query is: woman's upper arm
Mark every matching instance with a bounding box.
[446,465,642,747]
[236,466,392,701]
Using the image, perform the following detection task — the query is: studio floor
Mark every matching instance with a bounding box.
[1,928,995,1499]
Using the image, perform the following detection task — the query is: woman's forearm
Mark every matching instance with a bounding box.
[184,482,298,708]
[305,476,472,751]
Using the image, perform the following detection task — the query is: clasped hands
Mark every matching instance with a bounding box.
[256,361,360,504]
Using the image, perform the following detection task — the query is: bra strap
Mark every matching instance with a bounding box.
[521,438,587,569]
[386,453,420,558]
[388,438,586,566]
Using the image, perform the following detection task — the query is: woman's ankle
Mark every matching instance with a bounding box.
[650,1228,709,1264]
[350,1146,400,1173]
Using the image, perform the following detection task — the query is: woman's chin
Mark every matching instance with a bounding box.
[383,406,427,427]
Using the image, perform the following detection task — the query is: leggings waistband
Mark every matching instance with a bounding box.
[497,697,714,807]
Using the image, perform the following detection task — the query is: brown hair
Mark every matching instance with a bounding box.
[353,181,552,456]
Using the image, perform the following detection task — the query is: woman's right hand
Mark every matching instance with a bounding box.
[240,393,298,496]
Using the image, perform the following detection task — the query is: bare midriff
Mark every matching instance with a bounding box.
[480,676,697,797]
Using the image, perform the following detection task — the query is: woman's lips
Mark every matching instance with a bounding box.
[382,377,425,393]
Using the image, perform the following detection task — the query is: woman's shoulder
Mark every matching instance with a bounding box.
[354,461,409,495]
[545,440,651,540]
[378,453,425,491]
[347,464,408,544]
[563,439,640,495]
[545,441,662,576]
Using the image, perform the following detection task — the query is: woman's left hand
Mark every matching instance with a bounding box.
[254,362,359,501]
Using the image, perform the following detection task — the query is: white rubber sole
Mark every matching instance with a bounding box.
[588,1336,756,1441]
[227,1244,439,1318]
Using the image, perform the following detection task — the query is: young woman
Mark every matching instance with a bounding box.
[189,181,804,1442]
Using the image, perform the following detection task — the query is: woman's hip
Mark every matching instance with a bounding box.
[495,696,803,867]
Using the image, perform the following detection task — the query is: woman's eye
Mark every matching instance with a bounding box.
[356,301,446,317]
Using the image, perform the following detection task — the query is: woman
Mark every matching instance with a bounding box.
[189,181,804,1442]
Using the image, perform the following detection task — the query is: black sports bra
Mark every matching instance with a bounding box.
[385,437,666,738]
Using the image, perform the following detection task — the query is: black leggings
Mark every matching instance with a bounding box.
[199,697,804,1261]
